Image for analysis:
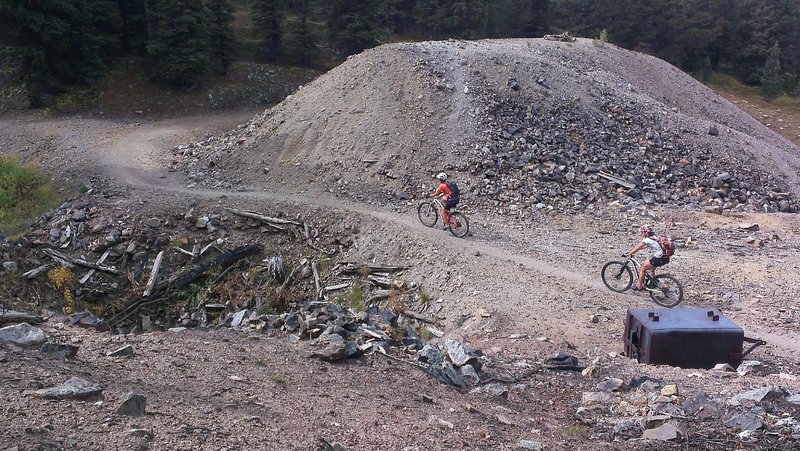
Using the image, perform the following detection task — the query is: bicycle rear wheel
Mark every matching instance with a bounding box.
[601,260,634,292]
[448,212,469,238]
[417,202,438,227]
[649,274,683,307]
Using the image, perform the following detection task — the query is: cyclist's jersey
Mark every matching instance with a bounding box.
[433,182,452,199]
[643,237,663,258]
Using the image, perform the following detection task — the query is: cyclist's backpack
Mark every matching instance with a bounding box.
[657,235,675,258]
[446,181,460,200]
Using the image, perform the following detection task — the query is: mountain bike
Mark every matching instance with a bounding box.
[601,256,683,307]
[417,197,470,238]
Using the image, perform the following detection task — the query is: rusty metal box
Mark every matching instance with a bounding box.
[623,308,762,369]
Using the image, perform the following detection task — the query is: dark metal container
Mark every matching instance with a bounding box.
[623,307,765,369]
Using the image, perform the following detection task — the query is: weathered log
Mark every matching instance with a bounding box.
[142,250,165,297]
[73,258,122,275]
[168,244,261,289]
[42,249,75,268]
[112,244,262,321]
[323,282,351,292]
[226,208,304,227]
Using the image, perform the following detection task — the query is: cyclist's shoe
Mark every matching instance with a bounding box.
[631,286,644,292]
[442,226,449,231]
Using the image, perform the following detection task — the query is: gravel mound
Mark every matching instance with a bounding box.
[173,38,800,215]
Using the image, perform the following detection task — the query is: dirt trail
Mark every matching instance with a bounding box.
[87,112,799,358]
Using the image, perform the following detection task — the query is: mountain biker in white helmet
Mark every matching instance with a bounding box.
[430,172,459,230]
[626,225,670,291]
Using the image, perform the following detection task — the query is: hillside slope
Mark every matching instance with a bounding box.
[175,38,800,217]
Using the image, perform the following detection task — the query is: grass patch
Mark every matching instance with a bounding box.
[703,71,800,148]
[0,156,59,235]
[254,357,268,366]
[269,374,289,386]
[345,283,364,312]
[561,425,590,439]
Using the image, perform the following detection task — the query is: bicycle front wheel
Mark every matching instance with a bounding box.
[601,260,634,293]
[448,212,469,238]
[649,274,683,307]
[417,202,438,227]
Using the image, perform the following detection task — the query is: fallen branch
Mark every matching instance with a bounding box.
[23,264,52,279]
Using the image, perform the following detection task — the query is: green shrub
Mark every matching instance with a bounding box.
[0,156,59,234]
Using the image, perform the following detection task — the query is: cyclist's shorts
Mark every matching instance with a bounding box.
[650,257,670,267]
[444,199,459,210]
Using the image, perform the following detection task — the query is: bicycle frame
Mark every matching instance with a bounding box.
[624,256,658,282]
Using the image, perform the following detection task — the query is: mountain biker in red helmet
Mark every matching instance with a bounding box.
[431,172,459,230]
[626,225,670,291]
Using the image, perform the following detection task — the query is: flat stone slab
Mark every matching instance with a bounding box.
[35,377,102,399]
[0,323,46,347]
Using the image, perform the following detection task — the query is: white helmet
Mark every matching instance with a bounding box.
[435,172,448,181]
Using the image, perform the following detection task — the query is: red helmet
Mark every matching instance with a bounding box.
[639,225,654,235]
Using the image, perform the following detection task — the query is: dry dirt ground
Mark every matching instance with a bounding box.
[2,39,800,451]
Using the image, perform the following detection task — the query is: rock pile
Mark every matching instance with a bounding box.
[169,39,800,217]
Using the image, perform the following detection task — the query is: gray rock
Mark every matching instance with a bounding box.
[445,338,478,366]
[310,334,348,362]
[418,345,444,365]
[35,377,102,399]
[729,386,789,406]
[2,261,18,271]
[107,345,135,357]
[69,311,109,331]
[141,315,152,331]
[613,419,643,440]
[145,218,161,228]
[683,391,722,418]
[518,439,544,450]
[117,391,146,416]
[642,423,682,441]
[231,309,249,329]
[0,323,47,347]
[168,327,187,333]
[581,391,615,405]
[459,363,481,386]
[41,343,79,358]
[71,209,88,221]
[724,412,762,431]
[708,127,719,136]
[597,377,625,392]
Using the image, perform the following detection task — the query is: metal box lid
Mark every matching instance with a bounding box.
[628,307,742,333]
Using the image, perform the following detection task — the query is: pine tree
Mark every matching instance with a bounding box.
[208,0,237,76]
[254,0,284,62]
[0,0,123,106]
[147,0,210,88]
[284,0,316,66]
[760,41,784,99]
[325,0,381,56]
